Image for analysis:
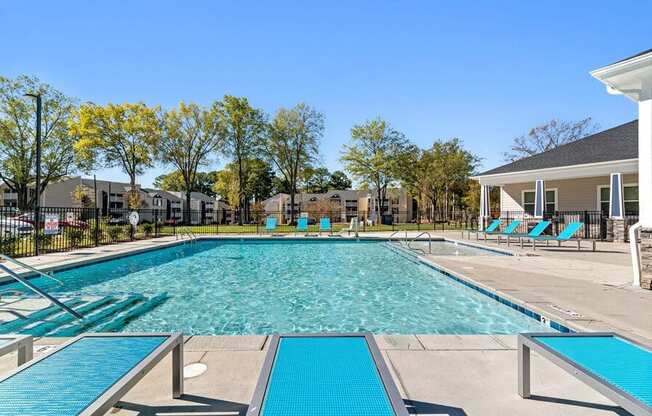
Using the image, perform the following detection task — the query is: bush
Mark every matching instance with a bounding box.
[0,234,20,256]
[107,226,121,241]
[65,228,84,248]
[142,223,153,237]
[38,231,54,250]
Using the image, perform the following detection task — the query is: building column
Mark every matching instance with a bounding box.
[534,179,545,218]
[609,173,626,242]
[479,184,490,230]
[639,95,652,289]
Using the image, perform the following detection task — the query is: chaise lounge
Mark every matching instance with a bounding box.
[247,333,408,416]
[518,332,651,416]
[519,221,595,251]
[0,332,183,416]
[0,334,32,366]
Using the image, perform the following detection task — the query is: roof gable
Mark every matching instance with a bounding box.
[478,120,638,176]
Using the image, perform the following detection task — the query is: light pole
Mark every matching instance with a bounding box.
[24,93,42,256]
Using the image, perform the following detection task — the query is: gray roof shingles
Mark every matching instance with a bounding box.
[478,120,638,176]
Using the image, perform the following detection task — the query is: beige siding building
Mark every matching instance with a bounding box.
[474,120,639,241]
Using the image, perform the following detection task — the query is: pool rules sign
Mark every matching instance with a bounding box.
[44,213,59,235]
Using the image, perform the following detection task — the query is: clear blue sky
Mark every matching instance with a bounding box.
[2,1,651,187]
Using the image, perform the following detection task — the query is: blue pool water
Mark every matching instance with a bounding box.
[15,239,552,335]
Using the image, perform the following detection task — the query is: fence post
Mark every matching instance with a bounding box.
[584,210,589,239]
[94,207,99,247]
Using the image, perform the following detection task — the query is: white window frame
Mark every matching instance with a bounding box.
[521,188,558,215]
[596,183,638,214]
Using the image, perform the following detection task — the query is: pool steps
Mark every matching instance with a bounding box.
[0,293,168,337]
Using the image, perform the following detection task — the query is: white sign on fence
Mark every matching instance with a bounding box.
[129,211,140,227]
[44,213,60,235]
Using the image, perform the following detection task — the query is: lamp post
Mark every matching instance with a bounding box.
[24,93,42,256]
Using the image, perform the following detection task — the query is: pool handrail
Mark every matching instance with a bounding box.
[0,332,184,416]
[0,253,63,285]
[0,263,83,319]
[247,332,410,416]
[518,332,652,416]
[407,232,432,254]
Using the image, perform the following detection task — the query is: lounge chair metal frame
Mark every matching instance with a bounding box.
[0,332,184,416]
[0,334,33,366]
[518,332,652,416]
[248,332,409,416]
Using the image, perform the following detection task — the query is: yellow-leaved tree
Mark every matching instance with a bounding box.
[69,103,161,209]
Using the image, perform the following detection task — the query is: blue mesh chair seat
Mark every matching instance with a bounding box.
[319,217,332,235]
[520,221,594,251]
[519,333,652,416]
[0,333,183,416]
[295,217,308,235]
[248,334,409,416]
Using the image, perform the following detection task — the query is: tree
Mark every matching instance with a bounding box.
[154,170,217,196]
[0,75,77,210]
[399,138,479,221]
[70,102,160,208]
[328,170,352,190]
[341,118,411,222]
[160,102,222,221]
[245,158,274,203]
[503,118,599,162]
[303,167,331,193]
[213,158,274,209]
[265,103,323,223]
[215,95,266,224]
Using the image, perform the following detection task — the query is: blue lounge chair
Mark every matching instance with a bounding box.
[247,333,409,416]
[264,217,278,235]
[498,220,550,246]
[319,217,332,235]
[0,335,32,366]
[295,217,308,235]
[465,219,501,240]
[519,332,652,416]
[0,332,183,416]
[490,220,521,243]
[521,221,594,251]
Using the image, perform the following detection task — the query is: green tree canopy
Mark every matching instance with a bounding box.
[214,95,266,223]
[70,102,161,207]
[328,170,352,190]
[160,101,222,218]
[0,75,78,209]
[265,103,323,222]
[153,170,217,196]
[341,118,411,218]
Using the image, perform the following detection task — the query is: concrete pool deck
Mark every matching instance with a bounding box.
[0,233,649,415]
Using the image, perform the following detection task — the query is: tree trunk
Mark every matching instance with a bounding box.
[289,190,295,224]
[185,190,191,224]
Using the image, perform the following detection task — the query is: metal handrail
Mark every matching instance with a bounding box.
[176,227,197,242]
[0,263,83,319]
[388,230,408,245]
[0,253,63,286]
[407,232,432,254]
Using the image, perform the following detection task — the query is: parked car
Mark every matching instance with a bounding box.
[0,216,34,237]
[16,212,89,229]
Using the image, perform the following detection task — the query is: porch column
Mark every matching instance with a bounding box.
[609,173,626,242]
[479,184,490,230]
[534,179,545,218]
[639,95,652,289]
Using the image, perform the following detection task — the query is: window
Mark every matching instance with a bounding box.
[522,189,556,215]
[598,185,638,215]
[624,185,639,214]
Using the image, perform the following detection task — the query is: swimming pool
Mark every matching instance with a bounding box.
[2,239,554,335]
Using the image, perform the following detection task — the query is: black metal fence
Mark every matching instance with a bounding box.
[498,210,607,240]
[0,206,480,258]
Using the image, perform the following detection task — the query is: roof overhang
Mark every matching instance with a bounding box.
[591,50,652,101]
[472,158,638,186]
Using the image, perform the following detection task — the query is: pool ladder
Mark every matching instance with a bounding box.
[389,230,432,254]
[176,227,197,243]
